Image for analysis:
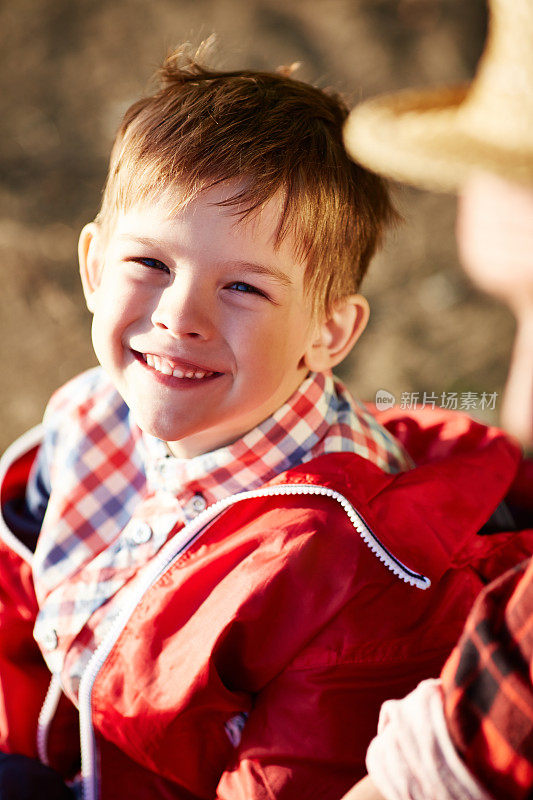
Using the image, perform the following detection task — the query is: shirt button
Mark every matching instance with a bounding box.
[128,521,153,545]
[190,494,207,514]
[43,629,58,651]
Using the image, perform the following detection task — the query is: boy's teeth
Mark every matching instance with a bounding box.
[144,353,213,379]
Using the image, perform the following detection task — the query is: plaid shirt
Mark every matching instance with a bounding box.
[27,367,412,704]
[442,558,533,800]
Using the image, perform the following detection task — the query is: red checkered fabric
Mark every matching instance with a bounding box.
[29,367,412,702]
[442,558,533,800]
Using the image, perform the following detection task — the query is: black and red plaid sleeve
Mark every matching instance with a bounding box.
[441,557,533,800]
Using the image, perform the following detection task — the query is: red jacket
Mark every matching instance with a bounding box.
[0,410,531,800]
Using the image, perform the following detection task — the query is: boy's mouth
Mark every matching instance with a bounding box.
[133,350,221,380]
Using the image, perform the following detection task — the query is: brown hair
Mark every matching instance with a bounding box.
[96,44,398,315]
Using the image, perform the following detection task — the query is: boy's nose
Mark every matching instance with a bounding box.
[151,282,213,340]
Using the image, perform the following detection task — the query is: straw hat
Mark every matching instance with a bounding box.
[343,0,533,191]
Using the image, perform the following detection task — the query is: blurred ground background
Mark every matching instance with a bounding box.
[0,0,514,451]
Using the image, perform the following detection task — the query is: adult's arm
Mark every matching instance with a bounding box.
[341,559,533,800]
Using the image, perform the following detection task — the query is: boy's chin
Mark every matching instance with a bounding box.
[133,412,184,444]
[130,410,212,456]
[132,412,249,458]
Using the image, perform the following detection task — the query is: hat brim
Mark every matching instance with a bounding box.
[344,86,533,192]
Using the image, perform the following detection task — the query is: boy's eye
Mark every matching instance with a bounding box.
[227,281,266,297]
[129,257,170,273]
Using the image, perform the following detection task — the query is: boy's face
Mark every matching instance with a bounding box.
[80,184,330,457]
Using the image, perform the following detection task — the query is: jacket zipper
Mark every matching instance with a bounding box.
[75,482,430,800]
[37,673,63,764]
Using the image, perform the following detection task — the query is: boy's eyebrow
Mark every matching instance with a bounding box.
[223,260,293,287]
[118,234,165,248]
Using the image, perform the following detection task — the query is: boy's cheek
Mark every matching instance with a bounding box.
[90,314,121,365]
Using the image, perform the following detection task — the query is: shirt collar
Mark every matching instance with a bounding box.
[142,371,411,513]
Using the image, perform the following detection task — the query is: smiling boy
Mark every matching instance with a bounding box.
[80,184,368,456]
[0,47,531,800]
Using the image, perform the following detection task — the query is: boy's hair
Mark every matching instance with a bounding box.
[96,44,398,315]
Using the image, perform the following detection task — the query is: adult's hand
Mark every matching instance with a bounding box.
[342,775,387,800]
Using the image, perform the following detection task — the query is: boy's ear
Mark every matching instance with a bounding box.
[303,295,369,373]
[78,222,104,313]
